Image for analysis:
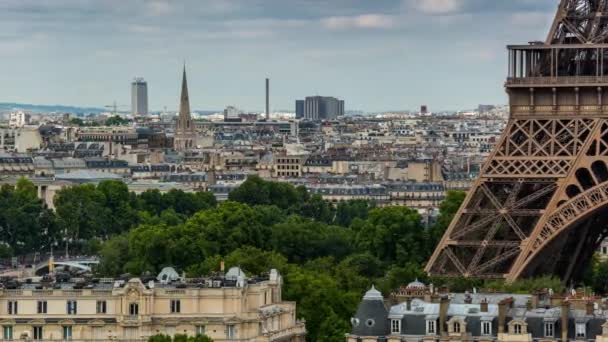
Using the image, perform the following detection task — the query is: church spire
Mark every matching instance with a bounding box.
[179,64,191,120]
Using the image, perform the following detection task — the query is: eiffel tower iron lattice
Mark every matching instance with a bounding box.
[426,0,608,282]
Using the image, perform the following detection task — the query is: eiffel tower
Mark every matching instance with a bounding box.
[426,0,608,282]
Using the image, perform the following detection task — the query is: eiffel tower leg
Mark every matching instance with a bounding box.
[427,0,608,283]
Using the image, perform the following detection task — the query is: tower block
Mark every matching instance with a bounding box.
[426,0,608,282]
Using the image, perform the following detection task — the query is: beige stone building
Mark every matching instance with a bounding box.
[0,268,306,341]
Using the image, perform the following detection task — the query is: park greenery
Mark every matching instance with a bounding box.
[0,176,598,340]
[148,334,213,342]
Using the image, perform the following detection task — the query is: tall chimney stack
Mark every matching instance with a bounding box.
[266,78,270,121]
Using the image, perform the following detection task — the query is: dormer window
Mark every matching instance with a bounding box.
[576,323,586,338]
[514,324,522,334]
[426,320,436,335]
[481,321,492,336]
[544,322,554,337]
[391,320,401,334]
[454,322,461,333]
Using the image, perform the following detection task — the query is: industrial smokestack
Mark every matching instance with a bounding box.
[266,78,270,120]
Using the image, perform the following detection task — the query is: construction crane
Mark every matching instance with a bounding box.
[104,101,128,116]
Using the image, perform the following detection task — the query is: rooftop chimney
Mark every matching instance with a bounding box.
[561,301,569,342]
[439,296,450,335]
[480,298,488,313]
[586,300,595,316]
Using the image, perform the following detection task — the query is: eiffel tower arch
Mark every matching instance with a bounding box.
[426,0,608,283]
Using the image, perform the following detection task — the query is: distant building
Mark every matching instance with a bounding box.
[131,78,148,116]
[478,104,496,114]
[9,111,30,127]
[420,105,428,115]
[224,106,241,122]
[296,96,344,120]
[295,100,304,119]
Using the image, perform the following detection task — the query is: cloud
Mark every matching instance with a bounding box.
[509,11,553,28]
[146,1,173,16]
[321,14,397,30]
[406,0,465,15]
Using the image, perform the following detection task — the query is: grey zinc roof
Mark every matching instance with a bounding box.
[389,299,499,318]
[55,170,122,181]
[450,293,531,307]
[351,287,389,337]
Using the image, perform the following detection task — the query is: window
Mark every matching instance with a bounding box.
[227,324,236,339]
[391,319,401,334]
[7,301,17,315]
[96,301,107,314]
[66,301,77,315]
[33,326,43,340]
[37,301,47,314]
[62,326,72,340]
[576,323,586,338]
[482,321,492,336]
[453,322,461,333]
[170,300,181,313]
[129,303,139,316]
[3,326,12,340]
[513,324,522,334]
[366,319,375,327]
[196,325,205,336]
[426,320,436,335]
[544,322,554,337]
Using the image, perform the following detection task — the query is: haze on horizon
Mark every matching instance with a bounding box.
[0,0,557,112]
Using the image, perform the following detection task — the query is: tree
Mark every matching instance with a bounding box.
[270,216,352,263]
[283,265,359,342]
[225,246,288,275]
[229,175,300,210]
[97,234,130,276]
[54,184,106,243]
[352,206,426,265]
[189,335,213,342]
[0,179,55,255]
[105,115,129,126]
[334,200,374,227]
[428,190,466,249]
[68,117,84,126]
[148,335,172,342]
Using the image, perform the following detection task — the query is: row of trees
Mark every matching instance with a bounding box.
[1,176,465,341]
[0,178,216,256]
[68,115,130,127]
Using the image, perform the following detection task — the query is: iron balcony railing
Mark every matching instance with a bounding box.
[506,75,608,86]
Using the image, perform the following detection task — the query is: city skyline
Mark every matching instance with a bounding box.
[0,0,557,112]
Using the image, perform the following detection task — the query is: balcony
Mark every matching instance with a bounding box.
[510,105,608,116]
[506,76,608,87]
[266,322,307,341]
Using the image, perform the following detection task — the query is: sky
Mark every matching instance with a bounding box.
[0,0,559,112]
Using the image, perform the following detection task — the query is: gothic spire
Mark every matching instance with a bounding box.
[179,64,191,120]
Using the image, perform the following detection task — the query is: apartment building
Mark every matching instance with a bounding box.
[0,267,305,341]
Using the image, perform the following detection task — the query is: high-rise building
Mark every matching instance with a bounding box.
[131,78,148,116]
[420,105,428,115]
[295,100,304,118]
[174,65,196,151]
[296,96,344,121]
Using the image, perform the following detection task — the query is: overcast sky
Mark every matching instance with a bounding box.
[0,0,558,112]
